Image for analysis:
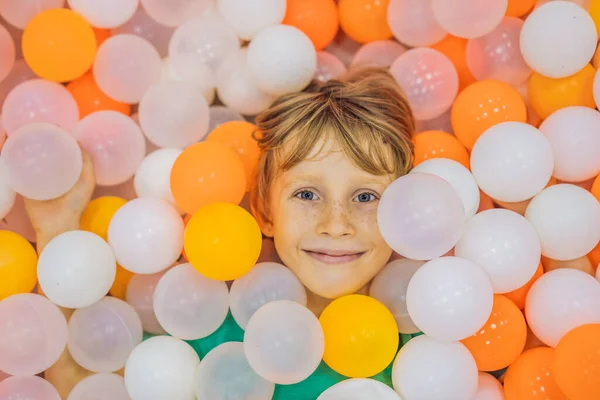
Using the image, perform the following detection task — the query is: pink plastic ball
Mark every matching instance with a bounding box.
[351,40,407,68]
[0,24,15,83]
[431,0,507,39]
[0,376,60,400]
[466,17,531,86]
[73,111,146,186]
[1,123,82,200]
[67,0,138,29]
[126,271,167,335]
[93,34,162,104]
[0,60,36,109]
[2,79,79,135]
[390,48,459,121]
[0,0,65,29]
[139,0,212,27]
[388,0,447,47]
[0,293,68,376]
[314,52,346,83]
[67,373,130,400]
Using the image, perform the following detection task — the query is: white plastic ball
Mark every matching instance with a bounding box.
[139,0,211,27]
[472,373,505,400]
[67,0,139,29]
[160,57,215,104]
[525,184,600,261]
[317,378,402,400]
[134,148,181,207]
[37,231,117,309]
[0,158,16,219]
[0,376,60,400]
[67,373,131,400]
[207,106,244,133]
[217,0,286,40]
[247,24,317,96]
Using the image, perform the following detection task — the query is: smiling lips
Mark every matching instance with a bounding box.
[304,249,366,264]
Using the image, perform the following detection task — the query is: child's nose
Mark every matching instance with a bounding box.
[316,203,355,238]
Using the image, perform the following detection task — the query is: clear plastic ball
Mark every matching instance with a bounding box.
[0,24,15,83]
[125,271,167,335]
[0,60,36,109]
[67,373,130,400]
[230,262,307,330]
[351,40,407,68]
[431,0,507,39]
[0,158,16,219]
[317,378,402,400]
[315,51,346,83]
[134,148,181,207]
[0,293,68,376]
[139,0,211,27]
[1,122,82,201]
[0,376,60,400]
[0,0,64,29]
[217,0,286,40]
[111,6,175,57]
[388,0,447,47]
[207,106,244,133]
[67,0,138,29]
[194,342,275,400]
[68,297,143,373]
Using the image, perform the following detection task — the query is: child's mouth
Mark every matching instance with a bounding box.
[303,249,366,264]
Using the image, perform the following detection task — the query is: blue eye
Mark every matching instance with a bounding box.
[295,190,319,201]
[354,192,377,203]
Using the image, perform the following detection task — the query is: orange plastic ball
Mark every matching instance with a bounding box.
[109,265,134,301]
[504,263,544,310]
[461,295,527,371]
[506,0,535,17]
[413,130,470,169]
[22,8,96,82]
[206,121,260,191]
[590,174,600,202]
[430,35,476,91]
[587,241,600,270]
[504,347,567,400]
[93,28,111,48]
[67,72,131,119]
[283,0,339,50]
[554,324,600,400]
[338,0,393,44]
[170,142,246,215]
[451,80,527,150]
[528,64,596,120]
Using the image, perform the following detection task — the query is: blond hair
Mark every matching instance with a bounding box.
[251,66,415,225]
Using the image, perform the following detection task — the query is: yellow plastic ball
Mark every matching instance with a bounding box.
[0,230,38,300]
[319,294,399,378]
[590,0,600,34]
[184,202,262,281]
[80,196,127,241]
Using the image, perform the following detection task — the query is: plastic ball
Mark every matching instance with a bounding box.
[170,142,246,215]
[111,6,174,58]
[317,378,402,400]
[67,0,138,29]
[2,79,79,134]
[244,301,324,384]
[525,184,600,261]
[125,336,200,400]
[80,196,127,241]
[126,271,167,335]
[451,80,527,150]
[315,51,346,83]
[411,158,480,217]
[207,106,244,133]
[0,293,68,376]
[504,263,544,310]
[67,373,130,400]
[282,0,338,50]
[0,0,64,29]
[368,259,424,334]
[0,59,36,109]
[378,173,466,260]
[0,160,16,220]
[525,269,600,347]
[139,0,211,27]
[184,202,261,281]
[230,262,307,330]
[387,0,446,47]
[351,40,406,68]
[338,0,393,44]
[93,34,162,103]
[539,106,600,182]
[108,198,184,274]
[67,71,131,119]
[22,8,96,82]
[520,1,597,79]
[138,81,209,148]
[0,376,60,400]
[390,48,459,121]
[413,130,470,168]
[507,0,536,16]
[0,24,15,83]
[194,342,275,400]
[1,123,82,201]
[431,0,507,39]
[247,25,316,96]
[472,373,505,400]
[430,34,476,91]
[217,0,285,40]
[134,149,181,207]
[68,296,143,373]
[0,230,37,300]
[392,335,478,400]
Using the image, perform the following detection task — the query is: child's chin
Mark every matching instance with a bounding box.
[306,280,367,300]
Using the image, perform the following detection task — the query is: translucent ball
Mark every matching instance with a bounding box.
[0,0,64,29]
[74,111,146,186]
[134,148,181,207]
[315,51,346,83]
[247,24,317,96]
[230,262,307,330]
[0,158,16,219]
[539,106,600,182]
[217,0,286,40]
[125,336,199,400]
[139,0,211,27]
[207,106,244,133]
[411,158,480,217]
[160,57,215,104]
[369,259,425,334]
[525,184,600,260]
[520,1,597,78]
[93,34,162,103]
[526,269,600,347]
[153,263,229,340]
[194,342,275,400]
[1,123,82,201]
[67,373,130,400]
[0,60,36,109]
[392,336,478,400]
[470,122,554,202]
[406,257,494,341]
[111,6,175,57]
[472,373,504,400]
[0,376,60,400]
[390,48,459,120]
[108,198,183,274]
[38,230,117,308]
[388,0,447,47]
[126,271,167,334]
[168,13,240,84]
[244,301,324,384]
[67,0,138,28]
[0,293,68,376]
[317,378,402,400]
[139,81,209,148]
[351,40,407,68]
[0,24,15,83]
[68,297,143,373]
[2,79,79,134]
[455,209,542,293]
[431,0,507,39]
[377,173,466,260]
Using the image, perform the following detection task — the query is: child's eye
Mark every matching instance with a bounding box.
[354,192,378,203]
[295,190,320,201]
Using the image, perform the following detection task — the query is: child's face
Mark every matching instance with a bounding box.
[262,139,395,299]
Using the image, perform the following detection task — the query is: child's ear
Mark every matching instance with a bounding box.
[256,212,274,238]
